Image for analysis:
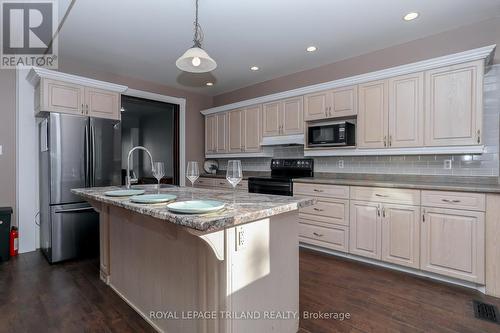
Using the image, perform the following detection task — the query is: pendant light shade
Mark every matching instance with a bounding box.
[176,47,217,73]
[176,0,217,73]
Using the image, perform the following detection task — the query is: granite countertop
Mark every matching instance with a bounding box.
[200,171,271,180]
[293,174,500,193]
[72,186,314,232]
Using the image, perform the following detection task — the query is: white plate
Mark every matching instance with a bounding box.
[130,194,177,204]
[104,189,145,197]
[166,200,225,214]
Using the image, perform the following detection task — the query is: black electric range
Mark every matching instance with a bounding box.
[248,159,314,196]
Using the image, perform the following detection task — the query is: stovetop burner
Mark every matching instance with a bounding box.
[248,159,314,196]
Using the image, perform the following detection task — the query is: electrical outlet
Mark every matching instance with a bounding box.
[444,159,452,169]
[236,226,246,251]
[338,160,344,169]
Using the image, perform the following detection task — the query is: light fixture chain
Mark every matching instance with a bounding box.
[193,0,204,48]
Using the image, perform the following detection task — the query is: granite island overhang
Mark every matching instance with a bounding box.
[72,185,314,333]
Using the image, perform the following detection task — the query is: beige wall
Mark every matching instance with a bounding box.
[0,69,16,222]
[58,59,213,168]
[213,17,500,106]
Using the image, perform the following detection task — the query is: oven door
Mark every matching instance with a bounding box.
[248,178,293,196]
[308,124,345,147]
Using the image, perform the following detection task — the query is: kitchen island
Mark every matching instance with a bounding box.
[72,186,314,333]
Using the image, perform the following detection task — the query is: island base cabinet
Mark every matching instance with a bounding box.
[102,204,299,333]
[421,207,485,284]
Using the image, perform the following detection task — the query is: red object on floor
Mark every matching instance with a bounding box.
[9,226,18,257]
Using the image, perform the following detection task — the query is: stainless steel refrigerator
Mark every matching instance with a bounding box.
[39,113,121,263]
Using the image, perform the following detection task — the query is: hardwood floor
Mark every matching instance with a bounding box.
[1,249,499,332]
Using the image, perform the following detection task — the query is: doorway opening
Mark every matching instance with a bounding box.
[120,95,180,185]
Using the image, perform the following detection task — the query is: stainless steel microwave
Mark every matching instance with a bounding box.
[307,121,355,147]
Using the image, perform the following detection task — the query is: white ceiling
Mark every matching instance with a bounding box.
[57,0,500,96]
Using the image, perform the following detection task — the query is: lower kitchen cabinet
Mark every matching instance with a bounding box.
[349,200,382,260]
[381,204,420,269]
[421,207,485,283]
[299,219,349,253]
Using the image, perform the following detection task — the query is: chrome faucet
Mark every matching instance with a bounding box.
[126,146,155,189]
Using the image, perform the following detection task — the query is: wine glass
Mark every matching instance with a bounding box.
[226,160,242,201]
[186,161,200,191]
[152,162,165,193]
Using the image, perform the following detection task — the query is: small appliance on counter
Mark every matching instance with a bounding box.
[307,120,355,147]
[204,160,219,174]
[248,159,313,196]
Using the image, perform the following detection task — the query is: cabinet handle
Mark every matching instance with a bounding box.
[86,104,89,115]
[382,207,386,218]
[442,199,461,203]
[377,206,381,217]
[422,209,426,223]
[313,232,324,237]
[477,129,481,144]
[375,193,388,197]
[313,208,324,212]
[389,135,392,147]
[383,136,387,147]
[313,189,324,193]
[81,104,84,114]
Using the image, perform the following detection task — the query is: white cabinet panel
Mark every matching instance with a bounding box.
[357,80,389,148]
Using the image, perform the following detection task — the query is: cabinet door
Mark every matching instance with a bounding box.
[388,73,424,148]
[304,91,329,121]
[205,115,216,154]
[357,80,389,148]
[282,97,304,135]
[381,204,420,269]
[215,113,228,153]
[42,78,84,115]
[262,101,282,137]
[228,109,244,153]
[331,86,357,118]
[85,88,120,120]
[349,201,382,260]
[421,207,485,283]
[244,105,261,152]
[424,61,483,146]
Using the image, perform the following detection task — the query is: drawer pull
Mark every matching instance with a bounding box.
[312,232,324,237]
[313,189,324,193]
[375,193,388,197]
[219,182,226,185]
[313,208,324,212]
[442,199,461,203]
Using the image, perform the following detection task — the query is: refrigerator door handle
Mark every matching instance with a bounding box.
[84,124,90,187]
[55,207,95,214]
[90,124,95,187]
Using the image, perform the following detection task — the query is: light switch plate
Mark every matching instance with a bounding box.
[338,160,344,169]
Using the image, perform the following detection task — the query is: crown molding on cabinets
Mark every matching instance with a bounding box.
[201,45,496,115]
[303,145,486,157]
[26,66,128,92]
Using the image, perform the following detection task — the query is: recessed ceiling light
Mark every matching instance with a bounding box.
[206,82,214,86]
[250,66,259,71]
[306,46,317,52]
[403,12,419,21]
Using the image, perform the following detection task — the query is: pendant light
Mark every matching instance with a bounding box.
[176,0,217,73]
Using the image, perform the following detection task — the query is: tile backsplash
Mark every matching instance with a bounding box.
[216,65,500,177]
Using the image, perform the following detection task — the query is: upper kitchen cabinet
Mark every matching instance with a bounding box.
[357,80,389,148]
[424,60,483,146]
[85,87,120,120]
[215,112,228,153]
[205,114,217,154]
[388,73,424,148]
[228,109,244,153]
[263,97,304,137]
[29,67,127,120]
[304,86,357,121]
[243,105,262,152]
